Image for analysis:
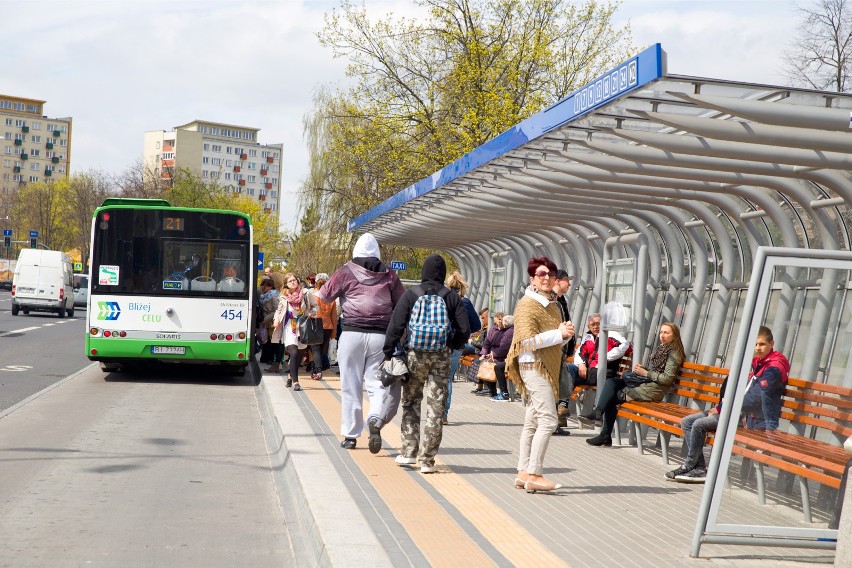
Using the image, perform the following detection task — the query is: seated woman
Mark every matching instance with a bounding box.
[584,322,686,447]
[481,315,514,401]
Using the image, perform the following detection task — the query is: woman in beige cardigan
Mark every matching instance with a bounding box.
[506,256,574,493]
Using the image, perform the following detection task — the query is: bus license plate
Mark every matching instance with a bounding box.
[152,346,185,355]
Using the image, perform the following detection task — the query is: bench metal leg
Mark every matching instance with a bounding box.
[754,459,766,505]
[633,421,644,454]
[799,475,812,523]
[660,431,671,464]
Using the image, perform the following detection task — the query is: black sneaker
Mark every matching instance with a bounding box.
[553,426,571,436]
[367,417,382,454]
[665,464,692,480]
[675,468,707,483]
[340,437,356,450]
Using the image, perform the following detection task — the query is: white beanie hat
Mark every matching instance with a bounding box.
[353,233,380,259]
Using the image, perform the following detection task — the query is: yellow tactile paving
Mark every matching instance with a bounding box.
[297,373,568,568]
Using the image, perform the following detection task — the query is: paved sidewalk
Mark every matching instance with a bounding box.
[259,367,837,568]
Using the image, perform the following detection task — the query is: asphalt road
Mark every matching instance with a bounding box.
[0,291,295,567]
[0,290,91,411]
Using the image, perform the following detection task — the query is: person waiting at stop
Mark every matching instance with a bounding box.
[565,313,631,390]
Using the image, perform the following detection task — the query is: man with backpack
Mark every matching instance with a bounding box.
[383,254,471,473]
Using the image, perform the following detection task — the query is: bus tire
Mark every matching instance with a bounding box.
[100,362,120,372]
[11,304,19,316]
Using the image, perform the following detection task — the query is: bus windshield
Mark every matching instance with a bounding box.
[90,207,251,297]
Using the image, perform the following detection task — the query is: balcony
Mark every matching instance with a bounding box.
[51,157,60,164]
[233,165,241,172]
[46,142,53,150]
[13,166,20,173]
[260,169,267,175]
[238,179,246,186]
[265,182,272,189]
[44,169,52,177]
[21,153,28,161]
[259,195,266,201]
[240,153,247,160]
[14,139,22,146]
[266,156,274,164]
[163,146,173,152]
[21,126,29,133]
[53,130,60,137]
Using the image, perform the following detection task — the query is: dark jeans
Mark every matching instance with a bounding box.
[308,329,333,373]
[597,376,627,436]
[487,361,508,395]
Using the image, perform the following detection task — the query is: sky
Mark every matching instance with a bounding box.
[3,0,799,233]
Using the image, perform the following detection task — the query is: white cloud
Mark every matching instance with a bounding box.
[3,0,801,233]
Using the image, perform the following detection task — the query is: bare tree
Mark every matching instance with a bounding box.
[784,0,852,91]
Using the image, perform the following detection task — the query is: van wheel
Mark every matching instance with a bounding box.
[11,304,19,316]
[22,309,29,315]
[57,307,66,318]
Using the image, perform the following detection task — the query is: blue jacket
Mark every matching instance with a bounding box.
[742,350,790,430]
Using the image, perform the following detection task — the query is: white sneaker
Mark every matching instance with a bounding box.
[395,455,416,465]
[420,465,438,474]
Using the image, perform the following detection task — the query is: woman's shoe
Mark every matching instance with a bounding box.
[293,382,302,391]
[514,477,526,489]
[286,379,292,388]
[586,433,612,447]
[471,387,483,394]
[524,479,563,493]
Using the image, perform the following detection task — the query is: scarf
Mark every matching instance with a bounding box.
[286,286,304,312]
[648,341,674,374]
[506,288,563,400]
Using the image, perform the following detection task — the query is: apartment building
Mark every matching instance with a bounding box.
[0,94,72,205]
[143,120,283,214]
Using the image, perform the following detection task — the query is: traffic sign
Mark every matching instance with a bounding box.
[257,252,265,271]
[390,261,406,271]
[2,229,11,237]
[29,230,38,238]
[73,262,83,272]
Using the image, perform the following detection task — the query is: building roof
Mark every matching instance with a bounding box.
[348,44,852,257]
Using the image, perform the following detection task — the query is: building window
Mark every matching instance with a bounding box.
[271,190,277,198]
[226,147,232,154]
[31,135,40,143]
[249,149,257,156]
[203,143,210,151]
[202,157,209,164]
[224,173,231,180]
[4,119,11,126]
[156,141,161,149]
[212,144,222,152]
[248,175,255,183]
[31,163,39,171]
[202,170,208,178]
[31,122,41,130]
[247,188,254,195]
[29,176,39,182]
[30,149,39,157]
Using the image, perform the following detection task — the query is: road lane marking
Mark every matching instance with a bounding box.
[0,365,33,372]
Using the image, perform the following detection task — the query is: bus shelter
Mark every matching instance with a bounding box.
[348,45,852,556]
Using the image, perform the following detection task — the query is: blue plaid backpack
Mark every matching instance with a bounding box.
[406,285,451,352]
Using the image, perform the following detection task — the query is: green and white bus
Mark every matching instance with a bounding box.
[86,198,256,372]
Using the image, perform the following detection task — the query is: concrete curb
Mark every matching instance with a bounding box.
[256,373,393,568]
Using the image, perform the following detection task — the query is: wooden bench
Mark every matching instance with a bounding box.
[617,363,852,521]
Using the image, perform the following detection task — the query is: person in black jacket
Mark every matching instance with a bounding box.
[554,270,575,433]
[383,254,471,474]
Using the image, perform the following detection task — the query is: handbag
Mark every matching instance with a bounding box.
[622,370,650,389]
[298,315,324,345]
[476,360,497,382]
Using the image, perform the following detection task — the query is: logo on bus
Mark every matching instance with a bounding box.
[142,314,162,323]
[97,302,121,321]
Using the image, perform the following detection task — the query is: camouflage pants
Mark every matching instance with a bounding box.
[400,349,451,468]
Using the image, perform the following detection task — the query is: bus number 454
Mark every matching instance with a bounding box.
[220,309,243,320]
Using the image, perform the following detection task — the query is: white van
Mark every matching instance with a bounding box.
[11,249,75,318]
